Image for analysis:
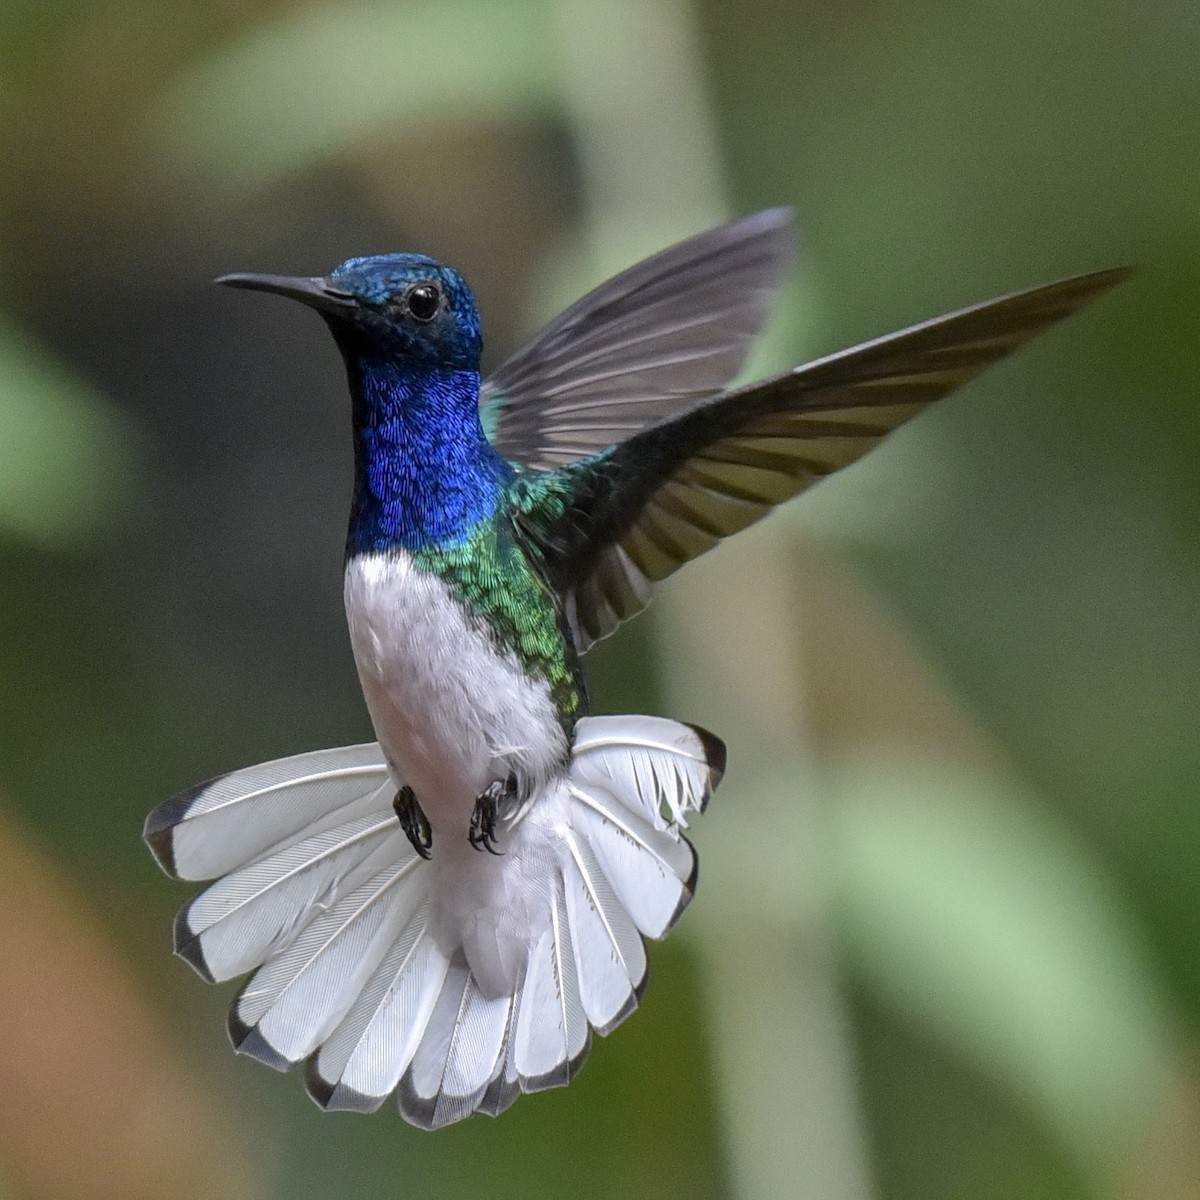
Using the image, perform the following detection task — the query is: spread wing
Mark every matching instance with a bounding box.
[512,268,1131,651]
[480,209,796,469]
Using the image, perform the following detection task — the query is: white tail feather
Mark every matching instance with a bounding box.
[398,956,513,1129]
[309,905,448,1111]
[513,884,590,1088]
[571,715,717,830]
[145,744,389,880]
[475,991,523,1118]
[561,831,644,1032]
[230,851,423,1065]
[178,794,398,982]
[145,714,724,1128]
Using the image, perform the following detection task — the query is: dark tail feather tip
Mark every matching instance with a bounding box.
[171,904,216,983]
[143,816,180,876]
[305,1058,337,1108]
[304,1058,383,1113]
[688,723,727,789]
[227,1007,291,1072]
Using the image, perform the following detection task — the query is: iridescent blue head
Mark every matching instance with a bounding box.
[219,253,483,370]
[219,253,508,555]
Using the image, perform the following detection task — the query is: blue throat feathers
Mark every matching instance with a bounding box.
[345,354,513,556]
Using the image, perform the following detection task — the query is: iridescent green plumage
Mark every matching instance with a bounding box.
[412,507,585,724]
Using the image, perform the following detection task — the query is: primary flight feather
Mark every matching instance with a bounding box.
[144,210,1128,1128]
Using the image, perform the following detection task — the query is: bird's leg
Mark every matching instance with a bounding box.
[469,776,517,855]
[393,785,432,860]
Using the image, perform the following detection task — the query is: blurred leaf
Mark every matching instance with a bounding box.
[147,0,559,198]
[827,760,1178,1175]
[0,321,141,548]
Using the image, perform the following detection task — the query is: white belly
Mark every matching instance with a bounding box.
[343,551,569,834]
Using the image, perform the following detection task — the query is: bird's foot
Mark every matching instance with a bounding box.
[394,785,432,860]
[469,777,516,855]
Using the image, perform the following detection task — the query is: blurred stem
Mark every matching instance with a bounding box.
[658,530,878,1200]
[554,0,724,251]
[553,2,876,1195]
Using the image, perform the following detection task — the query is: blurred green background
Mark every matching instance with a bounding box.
[1,1,1197,1197]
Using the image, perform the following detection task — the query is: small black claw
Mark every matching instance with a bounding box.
[469,777,515,855]
[393,785,432,859]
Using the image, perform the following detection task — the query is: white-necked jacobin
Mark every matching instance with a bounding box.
[143,210,1129,1129]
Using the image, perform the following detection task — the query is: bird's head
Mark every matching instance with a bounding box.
[217,253,482,371]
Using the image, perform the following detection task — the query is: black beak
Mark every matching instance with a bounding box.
[215,272,357,316]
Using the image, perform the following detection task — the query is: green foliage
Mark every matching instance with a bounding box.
[829,762,1171,1168]
[148,0,560,197]
[0,322,139,546]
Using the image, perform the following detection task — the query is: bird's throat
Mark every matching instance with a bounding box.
[344,354,511,555]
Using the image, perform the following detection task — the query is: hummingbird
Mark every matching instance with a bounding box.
[144,210,1128,1129]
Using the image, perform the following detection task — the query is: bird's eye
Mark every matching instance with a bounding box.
[405,283,441,322]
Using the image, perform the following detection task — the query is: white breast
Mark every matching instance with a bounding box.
[343,551,569,835]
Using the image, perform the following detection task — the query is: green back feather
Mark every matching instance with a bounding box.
[413,514,586,725]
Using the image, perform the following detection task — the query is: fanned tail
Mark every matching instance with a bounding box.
[144,715,724,1129]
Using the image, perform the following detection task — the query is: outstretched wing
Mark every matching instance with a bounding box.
[481,209,796,469]
[513,268,1131,651]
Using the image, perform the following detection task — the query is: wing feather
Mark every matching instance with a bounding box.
[481,209,796,468]
[515,268,1130,650]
